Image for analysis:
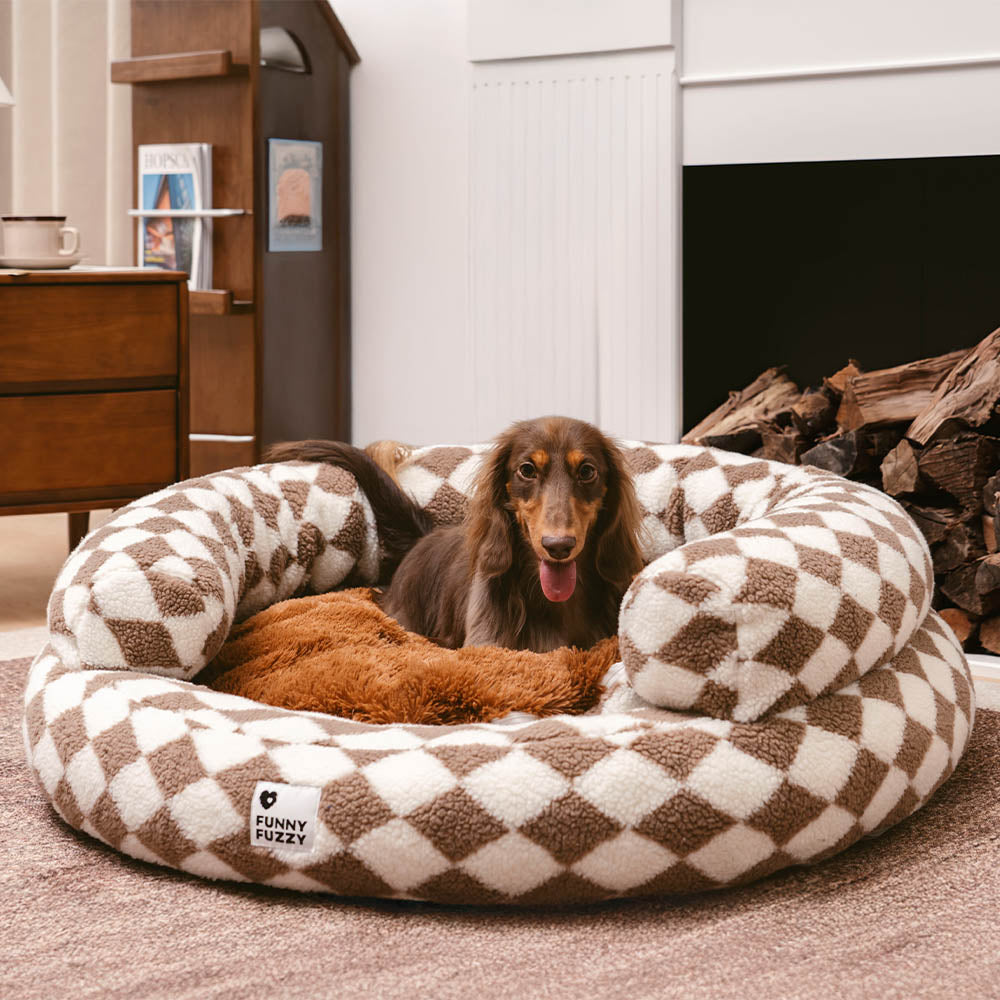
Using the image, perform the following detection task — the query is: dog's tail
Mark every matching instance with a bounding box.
[264,439,433,578]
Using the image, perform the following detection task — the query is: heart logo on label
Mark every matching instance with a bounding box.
[259,790,278,810]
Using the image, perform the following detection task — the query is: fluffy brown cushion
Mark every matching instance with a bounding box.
[201,588,617,725]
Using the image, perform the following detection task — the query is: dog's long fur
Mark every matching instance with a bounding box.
[265,417,644,652]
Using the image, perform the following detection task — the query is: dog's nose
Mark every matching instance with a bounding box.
[541,535,576,561]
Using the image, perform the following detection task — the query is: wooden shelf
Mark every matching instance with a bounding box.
[113,0,356,476]
[189,289,254,316]
[111,50,248,84]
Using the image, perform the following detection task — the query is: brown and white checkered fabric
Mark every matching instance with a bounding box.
[23,444,974,905]
[618,446,935,722]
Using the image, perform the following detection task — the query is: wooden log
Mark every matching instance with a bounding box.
[901,502,963,547]
[800,430,874,478]
[983,470,1000,516]
[791,388,837,437]
[701,430,762,455]
[907,328,999,445]
[760,425,809,465]
[881,440,922,496]
[980,615,1000,655]
[976,553,1000,597]
[824,360,863,395]
[916,433,1000,512]
[940,607,976,648]
[931,522,985,575]
[759,424,807,465]
[984,514,997,555]
[836,349,969,432]
[682,367,801,446]
[941,562,1000,616]
[869,428,903,463]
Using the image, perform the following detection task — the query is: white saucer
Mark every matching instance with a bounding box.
[0,253,85,269]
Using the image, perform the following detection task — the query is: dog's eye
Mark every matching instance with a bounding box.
[518,462,537,480]
[578,463,598,483]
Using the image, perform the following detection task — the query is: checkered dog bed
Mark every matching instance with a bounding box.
[23,443,974,904]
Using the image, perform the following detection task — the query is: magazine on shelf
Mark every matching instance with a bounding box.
[136,143,212,289]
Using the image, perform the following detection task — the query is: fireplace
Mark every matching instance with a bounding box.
[682,153,1000,433]
[680,153,1000,658]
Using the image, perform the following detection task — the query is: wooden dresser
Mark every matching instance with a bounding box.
[0,268,189,547]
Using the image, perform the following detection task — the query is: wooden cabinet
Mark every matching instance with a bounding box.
[0,269,189,545]
[111,0,358,476]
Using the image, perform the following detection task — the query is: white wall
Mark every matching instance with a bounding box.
[1,0,131,262]
[682,0,1000,77]
[467,0,671,61]
[682,0,1000,164]
[332,0,474,447]
[0,0,11,213]
[338,0,680,446]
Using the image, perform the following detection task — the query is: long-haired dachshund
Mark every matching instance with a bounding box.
[265,416,644,652]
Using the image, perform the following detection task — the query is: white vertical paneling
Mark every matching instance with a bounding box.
[8,0,130,262]
[470,49,679,442]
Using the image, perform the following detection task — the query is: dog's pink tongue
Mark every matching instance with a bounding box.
[540,560,577,602]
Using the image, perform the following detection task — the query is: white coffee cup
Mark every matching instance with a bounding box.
[1,215,80,259]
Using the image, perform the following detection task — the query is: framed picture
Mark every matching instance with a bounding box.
[268,138,323,252]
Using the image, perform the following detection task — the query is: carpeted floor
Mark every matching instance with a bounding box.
[0,510,113,632]
[4,651,1000,1000]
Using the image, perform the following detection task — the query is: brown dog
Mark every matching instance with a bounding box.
[265,416,643,652]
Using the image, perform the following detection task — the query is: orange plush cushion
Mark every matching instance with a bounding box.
[201,588,617,725]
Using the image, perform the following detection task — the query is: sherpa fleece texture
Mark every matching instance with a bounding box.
[22,443,974,905]
[202,588,616,724]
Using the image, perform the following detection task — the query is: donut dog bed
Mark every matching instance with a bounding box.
[23,444,974,904]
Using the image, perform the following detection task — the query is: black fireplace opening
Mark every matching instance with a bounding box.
[682,153,1000,433]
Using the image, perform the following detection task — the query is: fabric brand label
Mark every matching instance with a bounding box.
[250,781,321,853]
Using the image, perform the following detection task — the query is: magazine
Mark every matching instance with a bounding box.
[137,143,212,289]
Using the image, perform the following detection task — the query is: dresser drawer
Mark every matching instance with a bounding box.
[0,390,178,500]
[0,283,179,391]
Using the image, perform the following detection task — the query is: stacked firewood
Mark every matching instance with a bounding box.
[683,328,1000,654]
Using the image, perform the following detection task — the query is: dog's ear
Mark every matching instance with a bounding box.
[466,434,515,578]
[595,438,645,592]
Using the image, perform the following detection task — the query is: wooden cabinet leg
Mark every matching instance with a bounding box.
[68,511,90,551]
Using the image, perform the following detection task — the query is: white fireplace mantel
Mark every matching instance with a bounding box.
[681,0,1000,165]
[451,0,1000,446]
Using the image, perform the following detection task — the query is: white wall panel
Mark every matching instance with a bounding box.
[468,0,672,62]
[684,63,1000,165]
[470,50,680,442]
[682,0,1000,166]
[683,0,1000,78]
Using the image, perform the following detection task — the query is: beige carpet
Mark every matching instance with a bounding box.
[0,510,113,632]
[4,654,1000,1000]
